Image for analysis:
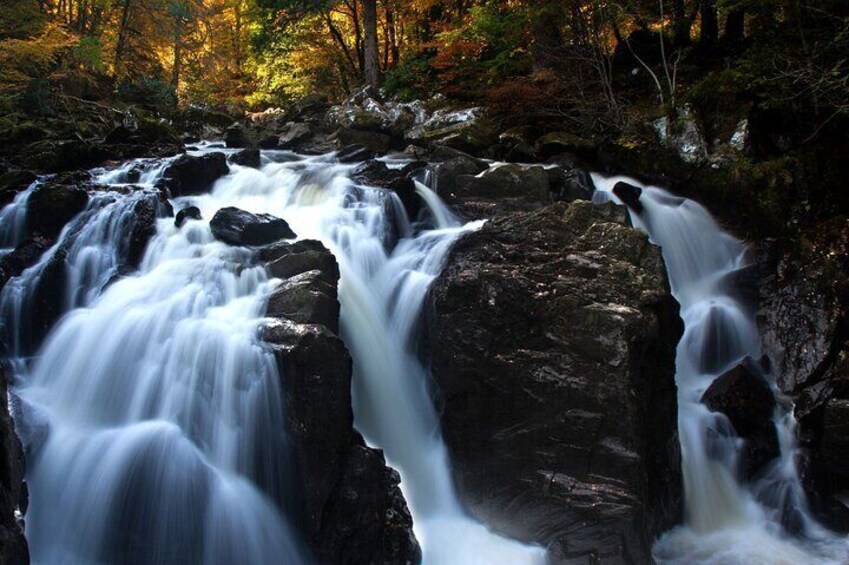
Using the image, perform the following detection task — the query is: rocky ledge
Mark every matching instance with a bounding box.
[425,200,683,563]
[257,239,420,564]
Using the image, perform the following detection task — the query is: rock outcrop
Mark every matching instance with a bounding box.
[757,222,849,526]
[435,163,553,220]
[701,357,780,479]
[426,201,683,564]
[258,240,420,564]
[210,207,296,246]
[25,180,89,239]
[0,363,29,565]
[160,153,229,196]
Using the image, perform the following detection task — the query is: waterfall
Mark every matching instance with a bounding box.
[592,175,849,565]
[0,149,544,564]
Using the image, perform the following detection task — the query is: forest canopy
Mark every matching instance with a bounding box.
[2,0,846,124]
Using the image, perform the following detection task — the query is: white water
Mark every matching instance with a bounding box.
[593,174,849,564]
[1,149,544,564]
[0,182,36,253]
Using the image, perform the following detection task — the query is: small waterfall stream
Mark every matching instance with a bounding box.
[593,175,849,564]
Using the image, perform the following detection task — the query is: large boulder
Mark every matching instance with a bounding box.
[443,163,551,220]
[425,201,683,563]
[0,363,28,565]
[160,153,229,196]
[26,181,89,239]
[223,123,252,148]
[257,241,420,564]
[701,357,780,479]
[230,148,261,168]
[209,207,296,247]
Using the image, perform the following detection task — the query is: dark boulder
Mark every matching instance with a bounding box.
[223,123,252,148]
[701,357,780,479]
[0,171,37,207]
[430,155,487,195]
[258,240,420,564]
[613,181,643,213]
[277,122,313,150]
[209,207,296,246]
[425,200,682,563]
[0,236,52,291]
[350,160,421,220]
[336,144,374,164]
[0,363,29,565]
[26,182,89,239]
[258,240,339,284]
[546,155,596,203]
[535,131,597,160]
[337,128,392,154]
[161,153,229,196]
[445,163,551,220]
[174,206,202,228]
[266,270,340,334]
[230,148,261,168]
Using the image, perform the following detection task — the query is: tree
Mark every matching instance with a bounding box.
[361,0,378,86]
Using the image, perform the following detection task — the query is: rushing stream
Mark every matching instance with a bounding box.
[0,146,846,564]
[594,175,849,564]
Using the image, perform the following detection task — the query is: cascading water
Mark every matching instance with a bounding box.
[593,175,849,564]
[5,146,845,564]
[0,148,545,564]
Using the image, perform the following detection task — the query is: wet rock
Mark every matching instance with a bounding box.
[209,207,296,247]
[0,171,37,207]
[350,160,420,220]
[445,163,550,219]
[429,155,487,196]
[126,195,166,268]
[755,224,849,526]
[337,128,392,154]
[535,131,597,160]
[258,240,339,284]
[701,357,780,479]
[0,363,29,565]
[230,148,261,168]
[258,240,420,564]
[547,164,595,203]
[426,201,682,563]
[223,123,252,148]
[336,144,375,163]
[613,181,643,213]
[266,270,340,334]
[0,236,52,290]
[174,206,202,228]
[277,122,312,149]
[26,182,89,239]
[161,153,229,196]
[815,399,849,519]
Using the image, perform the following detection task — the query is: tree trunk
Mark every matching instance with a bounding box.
[673,0,691,46]
[699,0,718,49]
[724,8,745,44]
[114,0,133,75]
[362,0,379,87]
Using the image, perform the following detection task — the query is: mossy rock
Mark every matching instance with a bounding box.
[535,131,597,159]
[0,122,48,156]
[18,139,110,173]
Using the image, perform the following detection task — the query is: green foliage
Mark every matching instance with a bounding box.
[115,77,178,108]
[382,55,432,101]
